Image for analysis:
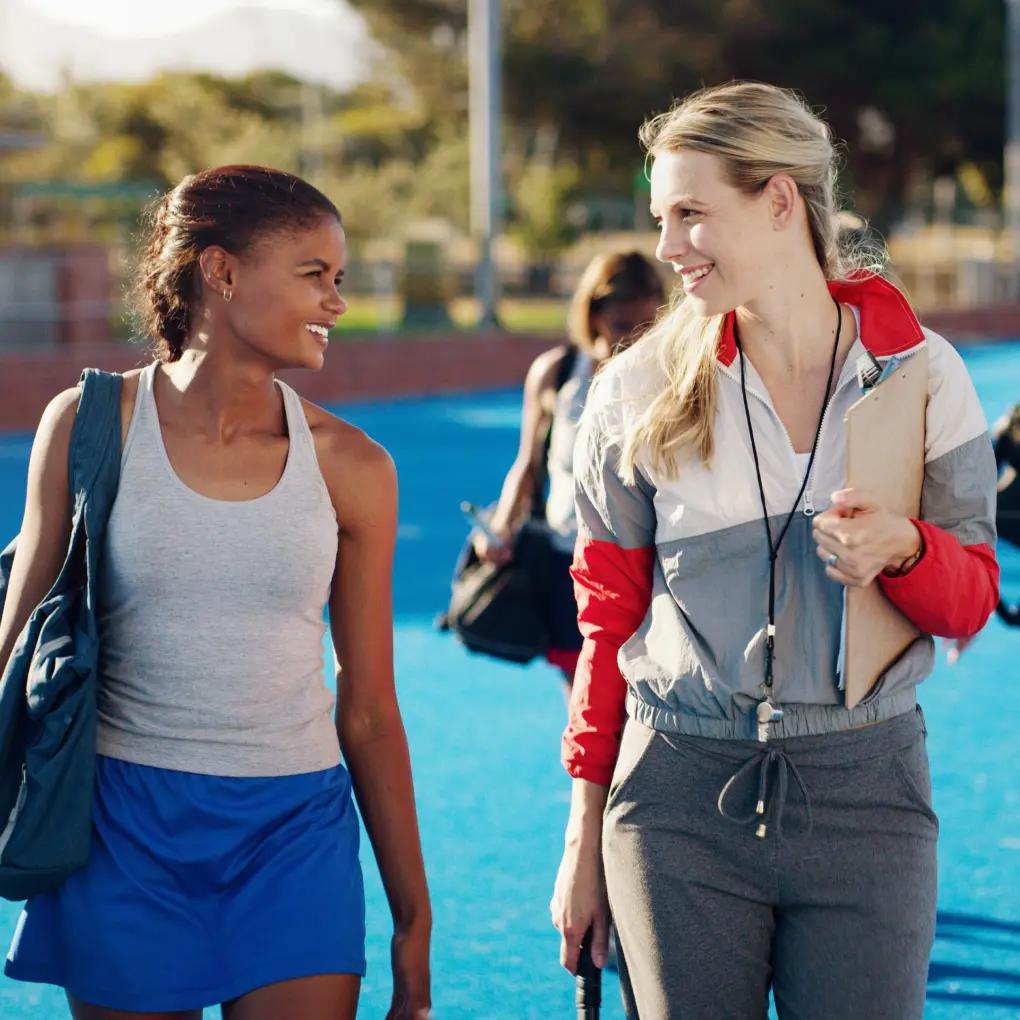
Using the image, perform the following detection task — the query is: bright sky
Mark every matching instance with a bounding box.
[30,0,344,37]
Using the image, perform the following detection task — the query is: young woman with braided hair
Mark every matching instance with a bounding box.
[1,166,430,1020]
[550,83,998,1018]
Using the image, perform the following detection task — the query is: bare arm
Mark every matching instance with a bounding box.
[320,423,430,1018]
[550,778,612,974]
[0,388,79,678]
[486,349,563,537]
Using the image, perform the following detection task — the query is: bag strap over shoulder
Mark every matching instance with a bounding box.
[552,344,578,392]
[0,370,123,644]
[531,344,580,520]
[68,369,123,502]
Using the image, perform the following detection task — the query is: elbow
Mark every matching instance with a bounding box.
[961,560,1001,637]
[960,583,1000,638]
[337,699,404,752]
[945,614,987,641]
[506,458,537,490]
[933,580,999,639]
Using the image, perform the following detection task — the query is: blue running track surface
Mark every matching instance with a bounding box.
[0,343,1017,1019]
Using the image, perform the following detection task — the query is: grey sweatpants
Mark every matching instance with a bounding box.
[603,708,937,1020]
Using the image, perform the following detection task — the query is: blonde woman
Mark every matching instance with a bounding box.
[550,84,998,1018]
[474,252,663,686]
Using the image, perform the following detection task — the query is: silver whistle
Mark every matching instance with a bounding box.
[756,699,783,743]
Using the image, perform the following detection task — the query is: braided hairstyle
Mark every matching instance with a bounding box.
[133,166,341,362]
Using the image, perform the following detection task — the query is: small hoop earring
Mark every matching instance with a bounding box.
[223,288,233,303]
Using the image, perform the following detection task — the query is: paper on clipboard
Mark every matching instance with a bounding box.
[839,347,928,709]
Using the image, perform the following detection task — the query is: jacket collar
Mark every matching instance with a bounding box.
[716,274,925,367]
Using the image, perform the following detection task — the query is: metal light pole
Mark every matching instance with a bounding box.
[299,82,324,181]
[1007,0,1020,297]
[469,0,502,329]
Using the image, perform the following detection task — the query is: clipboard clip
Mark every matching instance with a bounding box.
[856,352,902,394]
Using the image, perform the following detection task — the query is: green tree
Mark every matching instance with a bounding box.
[510,159,582,262]
[344,0,1005,228]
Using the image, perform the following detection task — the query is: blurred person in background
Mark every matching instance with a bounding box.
[550,82,998,1019]
[991,403,1020,623]
[953,401,1020,651]
[472,251,664,691]
[0,165,430,1020]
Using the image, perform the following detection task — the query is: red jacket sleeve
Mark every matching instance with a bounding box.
[564,540,654,785]
[878,521,998,638]
[562,402,656,786]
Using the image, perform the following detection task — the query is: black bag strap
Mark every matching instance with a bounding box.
[531,345,579,520]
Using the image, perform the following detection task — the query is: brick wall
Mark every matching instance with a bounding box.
[0,245,112,351]
[923,304,1020,342]
[0,333,558,432]
[58,246,114,346]
[1,302,1018,434]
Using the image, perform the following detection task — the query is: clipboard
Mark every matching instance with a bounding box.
[841,347,928,708]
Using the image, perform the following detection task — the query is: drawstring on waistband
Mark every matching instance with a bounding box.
[717,746,814,840]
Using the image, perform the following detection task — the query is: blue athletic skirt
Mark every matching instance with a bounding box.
[4,755,366,1012]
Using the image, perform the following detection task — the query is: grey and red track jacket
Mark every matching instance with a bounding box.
[564,275,999,785]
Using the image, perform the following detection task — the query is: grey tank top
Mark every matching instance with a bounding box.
[545,351,593,553]
[95,362,341,777]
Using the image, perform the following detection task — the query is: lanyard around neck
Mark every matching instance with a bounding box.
[734,296,842,728]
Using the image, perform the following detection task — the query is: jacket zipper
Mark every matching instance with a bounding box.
[733,363,851,729]
[733,358,863,519]
[802,397,837,517]
[719,334,927,729]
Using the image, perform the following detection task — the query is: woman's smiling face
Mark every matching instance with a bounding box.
[649,148,778,318]
[208,213,348,371]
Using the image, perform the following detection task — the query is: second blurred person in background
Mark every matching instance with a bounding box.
[472,252,664,690]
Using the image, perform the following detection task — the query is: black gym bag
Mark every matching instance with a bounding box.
[437,345,579,663]
[438,521,554,663]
